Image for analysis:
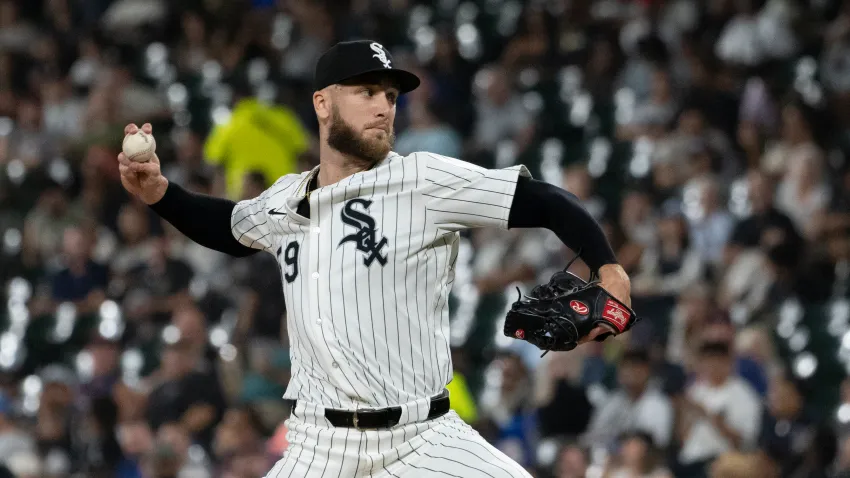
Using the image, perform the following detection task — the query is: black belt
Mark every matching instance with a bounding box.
[286,390,450,430]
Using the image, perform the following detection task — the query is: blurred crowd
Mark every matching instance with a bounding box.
[3,0,850,477]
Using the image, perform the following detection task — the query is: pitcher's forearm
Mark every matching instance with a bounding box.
[149,182,258,257]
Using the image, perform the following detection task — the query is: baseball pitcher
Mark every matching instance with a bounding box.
[117,40,635,477]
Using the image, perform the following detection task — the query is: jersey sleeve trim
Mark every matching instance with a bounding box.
[418,152,531,231]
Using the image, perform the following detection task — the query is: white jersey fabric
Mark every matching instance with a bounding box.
[231,151,532,477]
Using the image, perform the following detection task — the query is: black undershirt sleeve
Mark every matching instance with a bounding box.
[148,182,258,257]
[508,175,617,271]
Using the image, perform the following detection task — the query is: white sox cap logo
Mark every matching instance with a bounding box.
[370,42,391,69]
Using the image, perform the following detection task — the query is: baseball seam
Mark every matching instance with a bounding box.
[124,134,154,161]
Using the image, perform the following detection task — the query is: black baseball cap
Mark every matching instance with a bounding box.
[313,40,420,93]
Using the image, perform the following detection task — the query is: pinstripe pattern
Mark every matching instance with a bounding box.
[237,152,531,477]
[265,409,532,478]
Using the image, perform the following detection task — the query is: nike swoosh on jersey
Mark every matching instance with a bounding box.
[268,208,287,216]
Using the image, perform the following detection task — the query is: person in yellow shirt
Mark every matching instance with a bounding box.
[204,85,311,200]
[446,347,479,424]
[446,370,478,424]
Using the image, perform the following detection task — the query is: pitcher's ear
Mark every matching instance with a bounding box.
[313,89,331,121]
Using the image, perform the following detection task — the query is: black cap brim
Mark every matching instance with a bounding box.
[322,67,420,94]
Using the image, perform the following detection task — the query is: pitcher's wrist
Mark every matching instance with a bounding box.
[145,176,169,205]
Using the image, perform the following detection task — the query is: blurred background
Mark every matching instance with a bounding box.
[2,0,850,477]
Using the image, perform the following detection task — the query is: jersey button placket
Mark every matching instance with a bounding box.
[308,193,341,372]
[307,196,322,339]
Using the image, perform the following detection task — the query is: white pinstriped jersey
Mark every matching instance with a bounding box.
[231,151,530,409]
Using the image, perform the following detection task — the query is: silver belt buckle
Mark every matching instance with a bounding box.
[352,410,360,429]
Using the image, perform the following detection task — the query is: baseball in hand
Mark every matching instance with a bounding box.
[122,131,156,162]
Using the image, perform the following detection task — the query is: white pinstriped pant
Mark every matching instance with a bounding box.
[264,400,532,478]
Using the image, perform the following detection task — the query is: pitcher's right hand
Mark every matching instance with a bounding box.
[118,123,169,205]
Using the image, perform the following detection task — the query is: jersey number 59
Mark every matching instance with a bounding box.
[277,241,300,283]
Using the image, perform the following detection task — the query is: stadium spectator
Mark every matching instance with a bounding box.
[0,392,36,463]
[145,339,226,452]
[169,302,214,367]
[775,142,832,241]
[35,365,77,466]
[116,420,153,478]
[394,99,463,158]
[478,351,537,468]
[685,175,735,268]
[632,204,705,298]
[165,173,229,292]
[554,442,589,478]
[562,163,606,221]
[445,347,479,424]
[603,431,673,478]
[676,341,762,476]
[49,226,108,315]
[726,170,802,263]
[619,67,679,141]
[212,406,271,476]
[79,332,121,401]
[160,129,215,190]
[759,373,818,477]
[112,202,158,276]
[143,422,211,478]
[472,65,535,155]
[583,348,674,450]
[203,81,310,200]
[21,182,84,267]
[230,241,287,343]
[124,236,193,325]
[534,351,593,441]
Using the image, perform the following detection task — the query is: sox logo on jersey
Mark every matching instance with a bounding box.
[231,151,534,478]
[338,198,388,266]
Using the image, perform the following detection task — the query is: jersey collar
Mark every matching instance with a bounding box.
[295,152,398,198]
